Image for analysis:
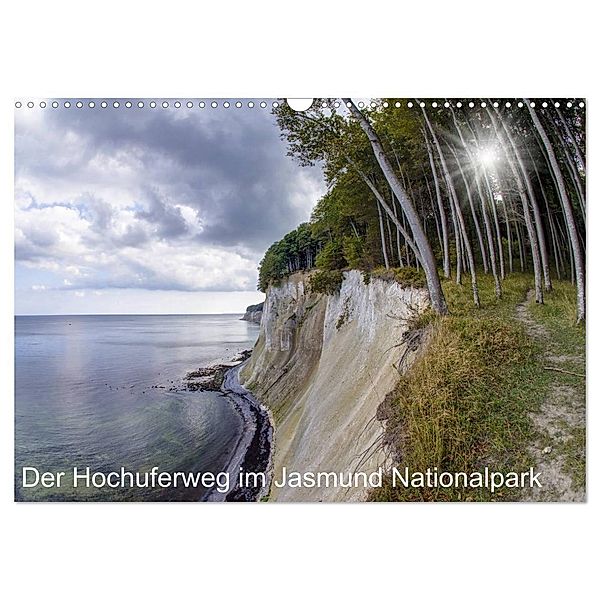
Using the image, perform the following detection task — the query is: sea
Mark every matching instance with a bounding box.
[14,314,260,501]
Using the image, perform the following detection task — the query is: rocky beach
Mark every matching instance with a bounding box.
[186,350,273,502]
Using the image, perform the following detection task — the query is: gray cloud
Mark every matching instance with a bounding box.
[137,187,190,240]
[14,100,325,294]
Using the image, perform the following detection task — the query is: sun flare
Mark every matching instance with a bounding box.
[478,147,497,167]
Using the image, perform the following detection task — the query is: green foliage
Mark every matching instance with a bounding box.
[315,239,346,271]
[258,223,320,292]
[370,266,427,288]
[342,236,364,269]
[257,240,288,292]
[308,270,343,295]
[261,98,585,320]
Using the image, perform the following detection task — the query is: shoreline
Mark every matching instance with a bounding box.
[201,361,274,502]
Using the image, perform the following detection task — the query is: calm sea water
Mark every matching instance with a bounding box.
[15,314,260,501]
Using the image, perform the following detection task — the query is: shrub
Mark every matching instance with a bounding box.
[309,269,344,295]
[370,266,427,288]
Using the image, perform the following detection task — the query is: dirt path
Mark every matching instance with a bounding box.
[516,290,585,502]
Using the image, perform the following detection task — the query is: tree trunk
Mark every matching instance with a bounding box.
[385,213,395,265]
[463,116,503,296]
[344,98,448,315]
[527,100,585,321]
[548,209,562,279]
[488,108,544,304]
[391,188,405,267]
[424,134,451,279]
[501,196,513,274]
[403,211,413,267]
[449,107,490,274]
[483,172,505,280]
[554,103,586,170]
[557,132,586,218]
[376,200,390,269]
[492,107,552,291]
[530,151,562,280]
[421,108,479,305]
[448,142,489,273]
[355,168,422,264]
[424,174,443,256]
[515,219,525,272]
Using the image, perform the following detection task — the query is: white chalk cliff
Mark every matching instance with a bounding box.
[240,270,429,501]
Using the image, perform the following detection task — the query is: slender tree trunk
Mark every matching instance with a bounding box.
[424,134,451,278]
[548,210,562,279]
[402,211,412,267]
[558,133,587,218]
[450,107,490,273]
[492,107,552,291]
[527,100,585,321]
[501,196,513,274]
[422,118,459,282]
[530,153,562,280]
[377,200,390,269]
[554,102,586,170]
[483,171,505,280]
[515,219,525,272]
[488,108,544,304]
[569,240,575,285]
[478,176,502,297]
[345,98,448,315]
[448,143,489,273]
[391,188,405,267]
[385,213,395,266]
[463,116,502,296]
[421,109,479,304]
[354,168,422,264]
[448,192,462,284]
[424,174,443,256]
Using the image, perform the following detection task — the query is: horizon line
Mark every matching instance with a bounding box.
[14,312,248,317]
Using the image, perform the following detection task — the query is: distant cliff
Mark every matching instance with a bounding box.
[241,302,264,324]
[240,270,429,501]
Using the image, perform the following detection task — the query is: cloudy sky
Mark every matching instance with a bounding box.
[15,100,324,314]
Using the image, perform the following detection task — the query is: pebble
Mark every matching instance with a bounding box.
[542,446,552,454]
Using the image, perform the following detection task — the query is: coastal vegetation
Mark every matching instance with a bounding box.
[256,98,586,501]
[261,98,586,321]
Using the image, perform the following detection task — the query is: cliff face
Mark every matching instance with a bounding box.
[241,301,264,324]
[240,270,429,501]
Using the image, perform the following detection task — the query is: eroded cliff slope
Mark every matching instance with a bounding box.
[240,270,429,501]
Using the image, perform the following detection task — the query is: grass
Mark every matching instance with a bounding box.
[370,271,556,501]
[560,426,586,491]
[529,280,586,359]
[527,280,586,492]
